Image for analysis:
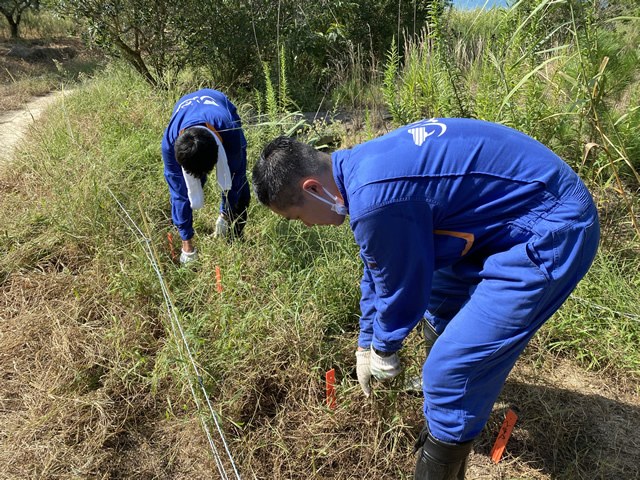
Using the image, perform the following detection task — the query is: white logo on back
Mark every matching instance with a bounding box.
[172,95,220,117]
[407,119,447,146]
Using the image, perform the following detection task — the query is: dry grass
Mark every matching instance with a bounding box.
[0,38,103,113]
[2,263,638,479]
[0,266,217,479]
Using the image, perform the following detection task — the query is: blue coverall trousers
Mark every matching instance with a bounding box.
[422,181,600,443]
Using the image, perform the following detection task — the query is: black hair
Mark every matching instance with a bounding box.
[174,127,218,178]
[252,136,331,210]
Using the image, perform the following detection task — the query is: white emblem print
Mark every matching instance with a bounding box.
[173,95,220,116]
[407,119,447,146]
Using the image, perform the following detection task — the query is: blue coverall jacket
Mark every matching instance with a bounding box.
[331,119,600,443]
[161,89,250,241]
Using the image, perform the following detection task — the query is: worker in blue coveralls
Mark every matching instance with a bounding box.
[251,118,600,479]
[162,89,251,263]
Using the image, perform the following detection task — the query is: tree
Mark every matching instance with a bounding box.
[0,0,40,39]
[50,0,189,87]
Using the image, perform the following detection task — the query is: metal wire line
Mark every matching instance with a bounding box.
[108,188,241,480]
[112,198,237,480]
[110,201,231,479]
[570,295,640,322]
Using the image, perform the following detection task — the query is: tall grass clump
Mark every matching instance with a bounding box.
[379,1,640,233]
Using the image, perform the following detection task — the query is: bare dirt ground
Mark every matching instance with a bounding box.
[471,351,640,479]
[0,90,70,164]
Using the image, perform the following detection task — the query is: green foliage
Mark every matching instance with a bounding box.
[49,0,190,87]
[382,36,407,124]
[374,0,640,232]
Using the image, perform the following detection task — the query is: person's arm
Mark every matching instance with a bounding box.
[162,137,195,241]
[358,256,377,349]
[352,200,436,353]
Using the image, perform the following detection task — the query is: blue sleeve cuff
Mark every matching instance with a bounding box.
[371,337,402,353]
[358,330,373,349]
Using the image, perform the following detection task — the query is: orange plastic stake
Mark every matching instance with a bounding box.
[491,409,518,464]
[215,266,223,293]
[326,369,336,410]
[167,232,176,261]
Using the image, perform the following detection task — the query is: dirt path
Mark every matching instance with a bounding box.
[0,90,71,164]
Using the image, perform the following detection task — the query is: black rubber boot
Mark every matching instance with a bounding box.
[229,196,250,239]
[423,320,439,359]
[413,424,473,480]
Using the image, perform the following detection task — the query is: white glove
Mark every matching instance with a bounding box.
[356,349,372,397]
[214,215,229,239]
[370,347,402,381]
[179,247,198,264]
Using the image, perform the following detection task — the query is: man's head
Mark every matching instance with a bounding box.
[174,126,218,178]
[252,136,346,226]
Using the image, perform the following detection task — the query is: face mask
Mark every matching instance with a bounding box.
[306,186,348,215]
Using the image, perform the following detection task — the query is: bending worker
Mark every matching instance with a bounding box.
[251,118,600,479]
[162,88,251,263]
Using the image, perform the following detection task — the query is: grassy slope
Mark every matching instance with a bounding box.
[1,60,639,479]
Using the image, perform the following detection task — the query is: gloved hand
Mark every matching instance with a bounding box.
[179,247,198,264]
[356,349,372,397]
[214,214,229,239]
[370,347,402,381]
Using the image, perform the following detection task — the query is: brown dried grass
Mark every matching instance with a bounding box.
[0,38,103,113]
[0,268,215,479]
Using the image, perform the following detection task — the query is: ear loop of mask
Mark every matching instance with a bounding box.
[306,186,348,215]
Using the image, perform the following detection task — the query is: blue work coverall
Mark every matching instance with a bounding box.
[331,119,600,443]
[161,89,250,241]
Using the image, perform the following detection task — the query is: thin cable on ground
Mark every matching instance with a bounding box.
[108,188,241,480]
[570,294,640,322]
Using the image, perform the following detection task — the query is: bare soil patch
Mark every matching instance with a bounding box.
[472,352,640,479]
[0,89,71,164]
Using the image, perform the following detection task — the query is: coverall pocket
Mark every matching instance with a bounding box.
[524,241,551,283]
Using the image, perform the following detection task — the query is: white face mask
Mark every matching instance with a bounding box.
[306,186,348,215]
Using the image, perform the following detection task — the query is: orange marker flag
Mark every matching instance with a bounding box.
[167,232,176,261]
[491,409,518,463]
[215,266,223,293]
[326,369,336,410]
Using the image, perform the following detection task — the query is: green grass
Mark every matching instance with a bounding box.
[0,9,77,41]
